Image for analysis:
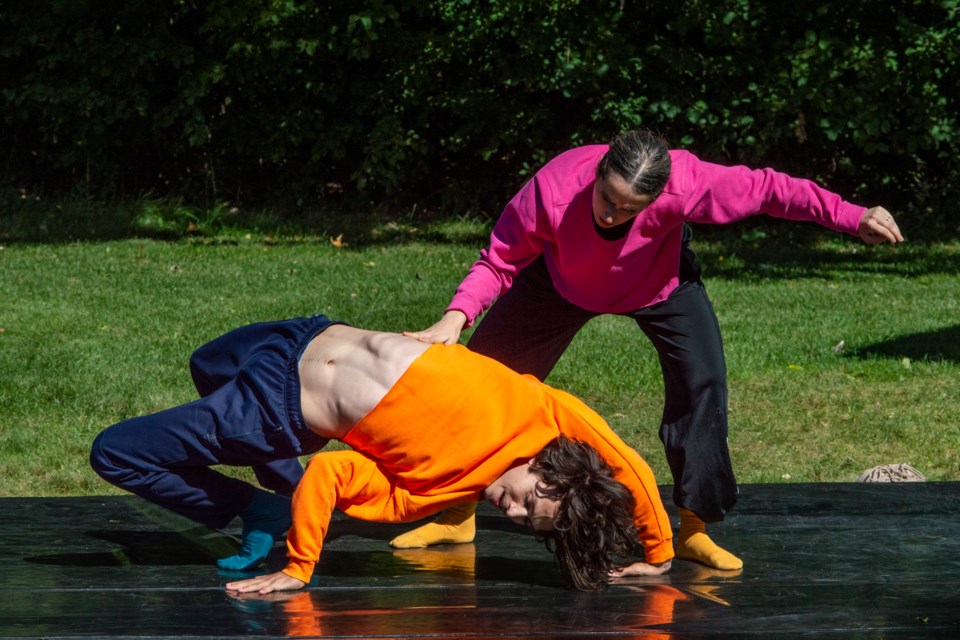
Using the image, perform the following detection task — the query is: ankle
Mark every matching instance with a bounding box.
[677,507,706,538]
[240,489,291,536]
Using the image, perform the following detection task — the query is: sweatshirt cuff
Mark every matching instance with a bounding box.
[835,202,868,235]
[282,559,315,585]
[445,302,479,328]
[643,538,675,565]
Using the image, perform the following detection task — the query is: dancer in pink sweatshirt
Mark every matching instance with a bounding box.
[393,129,903,570]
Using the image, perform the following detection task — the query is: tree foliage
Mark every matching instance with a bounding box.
[1,0,957,225]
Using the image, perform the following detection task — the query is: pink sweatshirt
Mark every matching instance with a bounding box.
[448,145,867,322]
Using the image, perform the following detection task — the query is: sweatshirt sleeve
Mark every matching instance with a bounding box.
[447,176,551,325]
[585,432,674,564]
[678,151,866,235]
[281,451,400,583]
[550,390,674,564]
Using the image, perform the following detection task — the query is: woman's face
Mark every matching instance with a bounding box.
[592,171,654,229]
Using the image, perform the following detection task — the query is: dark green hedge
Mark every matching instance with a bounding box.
[2,1,957,225]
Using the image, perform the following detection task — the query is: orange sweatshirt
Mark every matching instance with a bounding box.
[282,343,673,583]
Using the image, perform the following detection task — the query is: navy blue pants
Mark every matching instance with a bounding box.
[90,315,338,529]
[467,230,737,522]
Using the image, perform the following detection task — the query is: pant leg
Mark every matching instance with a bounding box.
[91,316,336,527]
[629,279,738,523]
[91,393,261,529]
[467,256,598,380]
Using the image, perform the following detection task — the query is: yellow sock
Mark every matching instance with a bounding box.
[674,508,743,570]
[389,502,477,548]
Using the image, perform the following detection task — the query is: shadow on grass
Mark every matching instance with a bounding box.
[4,190,958,279]
[0,188,493,248]
[849,324,960,364]
[690,223,960,280]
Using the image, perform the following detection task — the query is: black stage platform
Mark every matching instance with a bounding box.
[3,483,958,639]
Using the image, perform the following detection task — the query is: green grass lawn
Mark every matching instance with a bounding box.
[2,222,958,497]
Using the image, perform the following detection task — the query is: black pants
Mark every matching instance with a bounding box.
[467,236,737,522]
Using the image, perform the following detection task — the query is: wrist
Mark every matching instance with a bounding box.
[443,310,468,329]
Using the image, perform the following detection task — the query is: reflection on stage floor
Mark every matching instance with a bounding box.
[2,482,958,638]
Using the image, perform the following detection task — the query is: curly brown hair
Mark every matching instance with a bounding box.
[530,435,637,590]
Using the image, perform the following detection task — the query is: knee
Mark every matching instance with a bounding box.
[189,348,216,397]
[691,365,726,397]
[663,363,727,422]
[670,359,725,402]
[89,427,135,487]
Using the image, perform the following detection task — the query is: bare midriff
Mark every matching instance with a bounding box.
[297,325,431,440]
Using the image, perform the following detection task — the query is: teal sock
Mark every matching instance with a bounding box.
[217,489,292,571]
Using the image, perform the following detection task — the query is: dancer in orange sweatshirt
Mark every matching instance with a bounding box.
[92,315,672,591]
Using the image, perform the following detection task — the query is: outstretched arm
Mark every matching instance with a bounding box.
[222,452,397,594]
[222,451,468,594]
[680,153,877,237]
